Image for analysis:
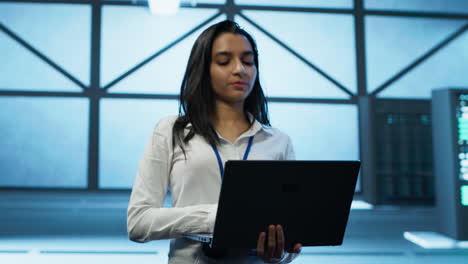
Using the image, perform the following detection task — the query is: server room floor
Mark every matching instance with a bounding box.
[0,192,467,264]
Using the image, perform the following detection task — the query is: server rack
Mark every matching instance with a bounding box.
[361,97,434,205]
[432,88,468,240]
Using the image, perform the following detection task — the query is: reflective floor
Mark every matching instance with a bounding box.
[1,191,467,264]
[2,235,468,264]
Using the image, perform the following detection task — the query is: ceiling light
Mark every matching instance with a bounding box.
[148,0,181,15]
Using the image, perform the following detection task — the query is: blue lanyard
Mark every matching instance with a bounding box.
[211,136,254,179]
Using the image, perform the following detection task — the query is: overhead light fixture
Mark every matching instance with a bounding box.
[148,0,181,15]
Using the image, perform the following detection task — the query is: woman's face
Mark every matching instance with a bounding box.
[210,33,257,105]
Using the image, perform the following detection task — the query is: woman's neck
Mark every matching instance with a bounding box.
[213,100,248,127]
[213,100,250,143]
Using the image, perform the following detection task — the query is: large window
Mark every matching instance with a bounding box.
[1,0,467,190]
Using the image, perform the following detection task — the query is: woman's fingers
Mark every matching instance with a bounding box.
[275,225,284,258]
[258,225,301,262]
[294,243,302,254]
[285,241,303,254]
[256,232,266,257]
[267,225,276,261]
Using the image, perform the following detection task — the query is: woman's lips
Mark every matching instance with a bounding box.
[231,82,248,88]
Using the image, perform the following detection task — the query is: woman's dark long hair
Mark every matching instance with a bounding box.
[172,20,270,153]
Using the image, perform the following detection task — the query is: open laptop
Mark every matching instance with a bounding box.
[186,160,361,249]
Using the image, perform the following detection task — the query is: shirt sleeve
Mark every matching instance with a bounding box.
[282,252,299,263]
[285,135,296,160]
[127,119,217,243]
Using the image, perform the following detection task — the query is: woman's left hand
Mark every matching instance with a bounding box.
[256,224,302,263]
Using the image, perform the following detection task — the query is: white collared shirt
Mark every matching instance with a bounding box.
[127,115,295,262]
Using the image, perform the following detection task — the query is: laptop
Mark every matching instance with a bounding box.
[186,160,361,249]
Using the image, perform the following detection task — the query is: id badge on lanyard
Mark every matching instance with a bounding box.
[210,136,254,179]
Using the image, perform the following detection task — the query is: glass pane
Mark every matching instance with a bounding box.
[239,11,356,97]
[99,99,179,189]
[379,30,468,99]
[104,0,226,3]
[0,2,91,88]
[269,102,359,161]
[235,0,352,9]
[109,15,227,94]
[235,16,351,99]
[101,6,219,88]
[0,97,89,188]
[365,0,468,14]
[191,0,225,3]
[365,16,467,95]
[0,31,83,92]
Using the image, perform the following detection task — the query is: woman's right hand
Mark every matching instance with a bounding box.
[256,224,302,263]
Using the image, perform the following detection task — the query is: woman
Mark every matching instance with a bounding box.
[127,20,302,263]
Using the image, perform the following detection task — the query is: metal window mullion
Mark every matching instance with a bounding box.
[354,0,367,96]
[355,0,375,201]
[87,1,102,190]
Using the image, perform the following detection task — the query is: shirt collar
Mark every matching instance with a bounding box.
[244,112,273,137]
[183,113,273,137]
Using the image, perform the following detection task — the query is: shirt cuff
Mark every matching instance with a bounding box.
[282,252,299,263]
[206,204,218,233]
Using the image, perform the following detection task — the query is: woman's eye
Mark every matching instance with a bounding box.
[243,61,254,66]
[218,61,229,66]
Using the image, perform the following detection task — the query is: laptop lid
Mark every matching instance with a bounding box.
[210,160,361,249]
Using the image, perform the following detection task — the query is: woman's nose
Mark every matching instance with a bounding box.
[232,60,247,76]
